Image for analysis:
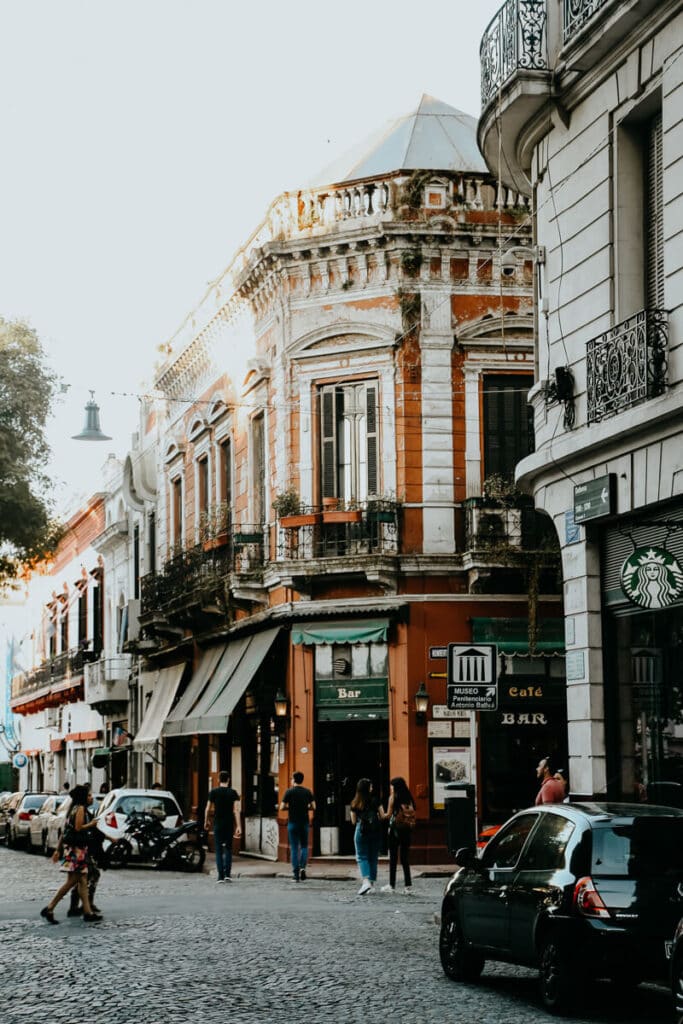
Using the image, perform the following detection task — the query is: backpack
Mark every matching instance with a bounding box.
[392,803,416,831]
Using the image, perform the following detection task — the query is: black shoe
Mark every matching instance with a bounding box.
[90,905,102,914]
[40,907,57,925]
[293,871,300,882]
[83,913,102,923]
[300,868,306,881]
[67,908,83,917]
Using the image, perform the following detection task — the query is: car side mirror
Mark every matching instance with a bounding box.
[455,846,475,867]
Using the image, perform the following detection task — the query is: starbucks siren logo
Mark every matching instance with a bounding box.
[621,546,683,609]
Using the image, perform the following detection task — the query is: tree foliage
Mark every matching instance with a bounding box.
[0,317,63,586]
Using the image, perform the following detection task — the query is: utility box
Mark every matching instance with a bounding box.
[444,783,477,858]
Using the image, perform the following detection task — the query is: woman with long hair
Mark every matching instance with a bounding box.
[40,785,102,924]
[380,776,415,894]
[350,777,383,896]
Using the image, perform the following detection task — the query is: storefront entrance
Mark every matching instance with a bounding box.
[315,718,389,855]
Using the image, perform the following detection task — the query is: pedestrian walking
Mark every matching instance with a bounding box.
[350,778,383,895]
[280,771,316,882]
[380,776,416,894]
[535,757,566,805]
[40,785,102,924]
[67,790,104,917]
[204,771,241,882]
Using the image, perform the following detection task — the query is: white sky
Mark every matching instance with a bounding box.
[1,0,503,511]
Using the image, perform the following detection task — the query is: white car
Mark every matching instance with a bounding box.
[94,788,183,856]
[28,793,72,854]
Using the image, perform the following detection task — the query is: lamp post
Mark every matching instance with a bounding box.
[72,391,112,441]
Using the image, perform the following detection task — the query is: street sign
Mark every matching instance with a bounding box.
[574,474,615,524]
[12,752,28,769]
[447,643,498,711]
[429,646,448,660]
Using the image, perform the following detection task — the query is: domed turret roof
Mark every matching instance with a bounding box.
[309,94,487,188]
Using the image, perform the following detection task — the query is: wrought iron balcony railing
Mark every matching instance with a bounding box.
[563,0,608,43]
[276,501,400,561]
[586,309,668,425]
[481,0,548,109]
[140,529,269,619]
[11,645,90,702]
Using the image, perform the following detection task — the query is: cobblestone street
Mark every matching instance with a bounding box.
[0,846,674,1024]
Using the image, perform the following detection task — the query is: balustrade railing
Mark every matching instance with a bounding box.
[11,645,89,701]
[481,0,548,109]
[586,309,668,425]
[564,0,608,42]
[276,502,400,561]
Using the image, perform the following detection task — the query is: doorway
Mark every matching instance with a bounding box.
[315,719,389,855]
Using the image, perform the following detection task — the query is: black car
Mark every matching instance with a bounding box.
[439,802,683,1014]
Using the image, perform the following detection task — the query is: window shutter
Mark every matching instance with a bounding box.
[365,383,379,496]
[252,414,265,523]
[646,111,664,309]
[321,386,338,499]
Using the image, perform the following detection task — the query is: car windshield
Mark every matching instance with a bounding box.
[117,796,178,817]
[24,795,49,810]
[592,817,683,876]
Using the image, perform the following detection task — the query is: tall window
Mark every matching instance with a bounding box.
[148,511,156,574]
[320,381,378,501]
[60,600,69,653]
[171,477,183,548]
[251,414,265,524]
[92,568,104,655]
[645,111,664,309]
[483,374,534,483]
[197,456,209,519]
[78,585,87,646]
[219,438,233,510]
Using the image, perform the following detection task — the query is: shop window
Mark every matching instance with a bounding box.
[483,374,535,484]
[319,381,379,502]
[315,643,388,679]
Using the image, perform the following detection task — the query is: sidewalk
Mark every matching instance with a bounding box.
[222,854,455,881]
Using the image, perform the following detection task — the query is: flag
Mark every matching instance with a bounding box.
[112,725,128,747]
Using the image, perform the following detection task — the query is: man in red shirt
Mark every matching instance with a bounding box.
[535,757,566,804]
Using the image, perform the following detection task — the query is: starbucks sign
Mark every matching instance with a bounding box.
[621,547,683,609]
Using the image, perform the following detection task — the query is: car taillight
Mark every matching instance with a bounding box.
[105,812,118,828]
[18,811,31,821]
[573,876,611,919]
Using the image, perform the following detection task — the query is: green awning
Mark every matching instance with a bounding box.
[291,619,389,646]
[471,617,565,655]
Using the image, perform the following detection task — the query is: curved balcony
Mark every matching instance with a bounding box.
[478,0,553,194]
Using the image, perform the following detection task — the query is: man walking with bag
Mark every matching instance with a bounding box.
[280,771,315,882]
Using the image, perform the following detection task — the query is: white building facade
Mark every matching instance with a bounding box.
[478,0,683,800]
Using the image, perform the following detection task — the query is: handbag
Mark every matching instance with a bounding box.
[392,803,416,831]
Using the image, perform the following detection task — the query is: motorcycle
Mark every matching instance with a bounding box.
[105,809,207,872]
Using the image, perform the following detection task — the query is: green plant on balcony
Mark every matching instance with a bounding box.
[199,501,231,549]
[272,489,302,518]
[481,474,528,508]
[400,169,432,210]
[400,249,423,277]
[396,289,421,332]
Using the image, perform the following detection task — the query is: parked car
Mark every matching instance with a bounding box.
[28,793,72,854]
[439,802,683,1014]
[6,792,55,849]
[0,791,20,843]
[41,793,102,854]
[94,788,183,857]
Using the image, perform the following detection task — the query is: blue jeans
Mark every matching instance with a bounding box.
[287,821,309,876]
[354,824,380,883]
[214,828,233,879]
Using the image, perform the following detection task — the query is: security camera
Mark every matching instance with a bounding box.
[500,250,517,277]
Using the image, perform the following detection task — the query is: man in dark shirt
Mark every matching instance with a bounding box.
[204,771,241,882]
[280,771,315,882]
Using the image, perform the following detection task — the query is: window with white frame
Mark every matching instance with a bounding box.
[319,381,379,502]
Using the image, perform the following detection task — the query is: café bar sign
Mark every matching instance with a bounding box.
[621,547,683,609]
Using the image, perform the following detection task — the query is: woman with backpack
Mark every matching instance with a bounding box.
[40,785,102,924]
[380,776,416,894]
[349,777,384,896]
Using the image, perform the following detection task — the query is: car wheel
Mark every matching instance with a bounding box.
[107,838,132,869]
[439,909,485,983]
[42,832,50,856]
[175,842,206,872]
[539,937,575,1014]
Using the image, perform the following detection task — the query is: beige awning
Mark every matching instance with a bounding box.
[133,664,185,748]
[183,628,280,736]
[163,645,227,738]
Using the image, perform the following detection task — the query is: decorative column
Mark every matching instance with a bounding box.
[420,289,455,553]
